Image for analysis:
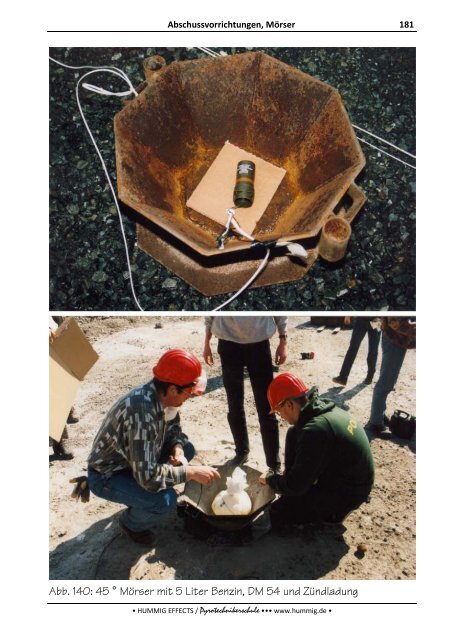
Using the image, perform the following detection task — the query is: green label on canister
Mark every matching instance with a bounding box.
[233,160,255,208]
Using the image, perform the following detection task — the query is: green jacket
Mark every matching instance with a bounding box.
[267,389,374,497]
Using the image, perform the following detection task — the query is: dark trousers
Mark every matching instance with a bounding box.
[218,339,280,469]
[270,484,370,527]
[339,318,381,381]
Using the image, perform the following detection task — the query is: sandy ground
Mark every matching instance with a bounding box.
[49,317,416,580]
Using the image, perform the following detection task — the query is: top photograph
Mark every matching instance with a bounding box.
[49,47,415,312]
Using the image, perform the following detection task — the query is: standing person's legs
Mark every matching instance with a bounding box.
[246,340,280,470]
[369,334,407,427]
[366,325,382,380]
[338,319,368,381]
[217,339,249,460]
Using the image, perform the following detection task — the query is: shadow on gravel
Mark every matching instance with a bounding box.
[322,383,368,411]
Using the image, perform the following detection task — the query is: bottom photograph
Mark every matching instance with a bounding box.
[49,315,416,580]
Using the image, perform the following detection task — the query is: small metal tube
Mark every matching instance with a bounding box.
[233,160,255,208]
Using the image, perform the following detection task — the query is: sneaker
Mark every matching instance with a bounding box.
[363,373,374,385]
[226,453,249,467]
[332,376,347,386]
[118,519,156,546]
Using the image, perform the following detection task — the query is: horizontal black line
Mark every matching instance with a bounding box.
[47,30,417,33]
[47,601,418,605]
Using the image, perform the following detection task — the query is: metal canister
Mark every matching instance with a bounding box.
[233,160,255,208]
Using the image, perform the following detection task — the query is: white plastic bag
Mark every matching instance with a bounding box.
[211,467,252,516]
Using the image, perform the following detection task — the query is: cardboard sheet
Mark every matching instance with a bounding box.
[49,318,98,441]
[186,141,286,236]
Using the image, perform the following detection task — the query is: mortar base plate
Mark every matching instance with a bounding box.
[137,220,319,297]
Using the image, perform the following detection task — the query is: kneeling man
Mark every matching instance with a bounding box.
[88,349,220,545]
[260,373,374,528]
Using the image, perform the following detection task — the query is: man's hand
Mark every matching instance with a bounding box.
[203,343,214,366]
[343,316,351,326]
[169,445,188,466]
[275,343,287,365]
[186,465,221,486]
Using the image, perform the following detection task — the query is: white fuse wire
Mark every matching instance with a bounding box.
[355,136,416,170]
[196,48,220,58]
[227,209,256,242]
[352,124,415,159]
[213,248,271,312]
[213,207,309,311]
[50,57,144,311]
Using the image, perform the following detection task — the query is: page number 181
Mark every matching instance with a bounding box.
[400,21,414,28]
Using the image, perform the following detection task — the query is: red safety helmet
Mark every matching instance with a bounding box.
[153,349,203,388]
[267,373,310,413]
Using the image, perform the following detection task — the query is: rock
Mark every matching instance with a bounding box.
[162,278,178,289]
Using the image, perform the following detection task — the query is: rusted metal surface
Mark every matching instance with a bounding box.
[137,218,319,296]
[318,216,352,262]
[182,464,275,531]
[136,180,365,295]
[115,51,365,256]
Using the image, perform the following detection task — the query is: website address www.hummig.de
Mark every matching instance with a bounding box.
[274,608,328,615]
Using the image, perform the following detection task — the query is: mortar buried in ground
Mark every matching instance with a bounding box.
[181,464,275,532]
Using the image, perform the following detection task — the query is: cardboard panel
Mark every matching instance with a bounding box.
[51,318,98,381]
[186,141,286,236]
[49,318,98,441]
[49,354,81,441]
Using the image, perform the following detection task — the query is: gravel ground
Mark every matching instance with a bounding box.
[49,47,415,311]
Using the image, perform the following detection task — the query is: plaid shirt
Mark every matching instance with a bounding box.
[87,381,188,491]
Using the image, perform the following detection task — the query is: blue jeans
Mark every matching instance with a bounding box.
[369,334,407,425]
[340,318,381,381]
[88,441,195,532]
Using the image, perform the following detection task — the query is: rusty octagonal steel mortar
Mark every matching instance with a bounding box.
[180,464,275,532]
[114,52,366,295]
